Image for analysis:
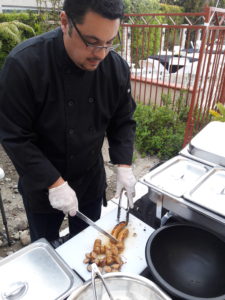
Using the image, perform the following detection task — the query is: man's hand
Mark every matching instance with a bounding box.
[115,166,137,209]
[49,181,78,216]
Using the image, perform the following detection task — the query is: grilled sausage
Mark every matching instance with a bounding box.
[84,222,129,273]
[100,245,106,254]
[93,239,102,254]
[83,258,90,264]
[111,263,120,270]
[104,266,112,273]
[117,228,129,242]
[116,241,124,252]
[110,244,119,256]
[113,255,123,265]
[111,221,127,240]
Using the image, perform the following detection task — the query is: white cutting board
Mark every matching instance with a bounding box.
[56,208,154,281]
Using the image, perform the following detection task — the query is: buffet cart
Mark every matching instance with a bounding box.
[1,121,225,300]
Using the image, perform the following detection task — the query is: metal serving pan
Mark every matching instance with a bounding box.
[0,238,83,300]
[67,272,172,300]
[184,167,225,217]
[142,155,210,198]
[188,121,225,167]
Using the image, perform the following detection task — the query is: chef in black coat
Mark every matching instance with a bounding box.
[0,0,136,243]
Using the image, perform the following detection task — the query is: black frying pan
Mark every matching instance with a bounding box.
[145,224,225,300]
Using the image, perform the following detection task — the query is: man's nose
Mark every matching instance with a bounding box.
[94,47,109,60]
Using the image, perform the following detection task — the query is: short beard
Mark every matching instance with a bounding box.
[68,23,73,37]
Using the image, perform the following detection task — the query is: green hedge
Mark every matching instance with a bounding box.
[134,97,188,160]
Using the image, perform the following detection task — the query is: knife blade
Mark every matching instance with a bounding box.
[76,211,118,243]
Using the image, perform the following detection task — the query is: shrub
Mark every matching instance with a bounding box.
[0,21,35,68]
[209,102,225,122]
[134,102,186,160]
[0,12,47,34]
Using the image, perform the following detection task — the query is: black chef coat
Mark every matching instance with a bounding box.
[0,27,136,213]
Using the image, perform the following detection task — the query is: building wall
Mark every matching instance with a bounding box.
[0,0,63,12]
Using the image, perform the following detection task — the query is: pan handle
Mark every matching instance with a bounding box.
[2,281,28,299]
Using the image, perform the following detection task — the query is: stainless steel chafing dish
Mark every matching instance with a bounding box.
[0,239,83,300]
[140,121,225,238]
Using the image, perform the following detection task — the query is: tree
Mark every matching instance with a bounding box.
[36,0,62,31]
[36,0,63,15]
[123,0,162,65]
[160,0,182,4]
[159,0,225,12]
[124,0,161,13]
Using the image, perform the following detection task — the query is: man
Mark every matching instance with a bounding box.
[0,0,136,243]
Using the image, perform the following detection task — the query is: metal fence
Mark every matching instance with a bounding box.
[120,6,225,145]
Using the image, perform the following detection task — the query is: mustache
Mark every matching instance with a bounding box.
[87,57,102,62]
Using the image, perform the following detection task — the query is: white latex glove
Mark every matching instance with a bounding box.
[49,182,78,216]
[115,166,137,209]
[0,168,5,180]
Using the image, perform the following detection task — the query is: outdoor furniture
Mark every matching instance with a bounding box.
[0,167,11,246]
[148,54,198,73]
[146,58,170,77]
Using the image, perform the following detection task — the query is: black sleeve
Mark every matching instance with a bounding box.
[107,67,136,165]
[0,56,60,189]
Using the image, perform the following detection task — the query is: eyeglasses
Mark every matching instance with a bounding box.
[70,19,121,52]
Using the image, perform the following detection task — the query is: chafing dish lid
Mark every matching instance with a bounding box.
[143,155,209,197]
[0,238,82,300]
[189,121,225,166]
[184,167,225,217]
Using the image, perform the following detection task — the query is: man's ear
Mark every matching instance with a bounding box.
[60,11,69,33]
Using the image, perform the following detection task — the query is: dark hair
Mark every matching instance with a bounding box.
[63,0,124,24]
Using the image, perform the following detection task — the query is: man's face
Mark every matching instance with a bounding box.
[60,10,120,71]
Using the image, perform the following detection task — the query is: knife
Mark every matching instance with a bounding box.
[76,211,118,243]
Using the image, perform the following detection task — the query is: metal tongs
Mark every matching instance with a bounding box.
[117,189,130,224]
[91,263,114,300]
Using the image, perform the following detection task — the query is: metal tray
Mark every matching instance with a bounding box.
[188,121,225,166]
[143,155,210,197]
[0,238,83,300]
[184,167,225,217]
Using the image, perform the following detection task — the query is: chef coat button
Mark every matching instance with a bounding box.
[88,97,95,103]
[69,129,75,135]
[68,100,74,106]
